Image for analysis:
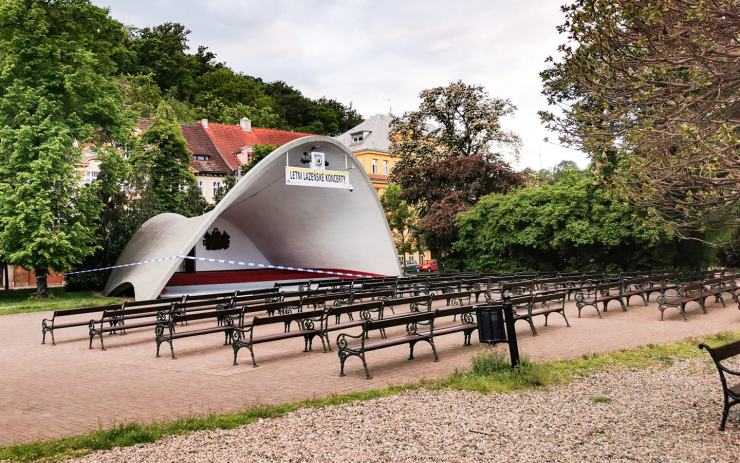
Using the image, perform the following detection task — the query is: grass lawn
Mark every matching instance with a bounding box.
[0,330,736,462]
[0,287,124,316]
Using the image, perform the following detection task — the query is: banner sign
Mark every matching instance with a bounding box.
[285,166,351,189]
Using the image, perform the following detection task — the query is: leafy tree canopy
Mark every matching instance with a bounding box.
[454,168,698,272]
[540,0,739,234]
[0,0,131,296]
[117,22,362,134]
[390,81,523,259]
[131,101,207,216]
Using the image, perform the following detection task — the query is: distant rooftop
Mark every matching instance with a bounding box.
[335,113,393,153]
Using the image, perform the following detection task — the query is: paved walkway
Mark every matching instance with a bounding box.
[1,296,738,445]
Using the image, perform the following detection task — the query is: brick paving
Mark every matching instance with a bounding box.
[1,296,738,445]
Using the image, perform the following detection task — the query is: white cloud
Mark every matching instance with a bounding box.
[95,0,589,170]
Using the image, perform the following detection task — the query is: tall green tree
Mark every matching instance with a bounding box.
[379,184,418,263]
[0,0,130,297]
[390,81,523,260]
[131,101,207,216]
[540,0,739,233]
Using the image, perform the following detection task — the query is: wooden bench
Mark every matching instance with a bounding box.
[620,278,648,307]
[428,304,478,346]
[574,282,624,318]
[435,289,473,307]
[300,292,351,311]
[643,273,678,301]
[322,300,385,348]
[657,282,705,321]
[89,303,183,349]
[42,303,123,345]
[231,309,325,367]
[337,311,438,379]
[384,294,433,315]
[155,307,242,359]
[513,292,569,336]
[702,277,739,307]
[699,340,740,430]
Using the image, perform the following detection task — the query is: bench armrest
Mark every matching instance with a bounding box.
[231,324,254,343]
[718,361,740,376]
[298,313,325,331]
[574,289,595,304]
[336,330,364,351]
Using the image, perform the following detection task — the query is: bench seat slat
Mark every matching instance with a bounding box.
[356,333,432,352]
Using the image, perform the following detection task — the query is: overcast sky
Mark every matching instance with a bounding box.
[94,0,588,170]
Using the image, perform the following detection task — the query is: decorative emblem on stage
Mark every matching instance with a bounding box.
[203,228,230,250]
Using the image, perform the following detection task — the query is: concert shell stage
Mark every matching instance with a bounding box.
[104,136,401,300]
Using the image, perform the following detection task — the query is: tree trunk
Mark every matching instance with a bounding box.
[35,268,48,298]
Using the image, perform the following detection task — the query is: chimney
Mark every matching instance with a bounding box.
[240,117,252,132]
[201,118,208,128]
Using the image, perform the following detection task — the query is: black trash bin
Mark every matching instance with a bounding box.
[474,298,520,368]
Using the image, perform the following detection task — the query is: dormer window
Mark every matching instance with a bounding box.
[193,154,210,161]
[351,131,368,144]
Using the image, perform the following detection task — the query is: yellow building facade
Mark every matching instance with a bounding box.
[336,114,432,265]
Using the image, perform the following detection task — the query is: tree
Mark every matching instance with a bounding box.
[0,0,130,297]
[390,81,523,260]
[243,144,278,174]
[125,23,200,97]
[379,184,418,263]
[540,0,739,233]
[119,73,163,118]
[210,144,277,207]
[131,101,207,216]
[455,169,685,272]
[212,173,238,205]
[68,148,140,290]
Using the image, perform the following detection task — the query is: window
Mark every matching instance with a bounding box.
[351,131,365,143]
[198,181,204,192]
[372,159,378,174]
[212,181,221,194]
[382,160,389,175]
[193,154,210,161]
[83,171,98,184]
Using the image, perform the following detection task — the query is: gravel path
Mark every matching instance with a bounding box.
[73,358,738,463]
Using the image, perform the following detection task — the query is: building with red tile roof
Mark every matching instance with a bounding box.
[135,117,313,202]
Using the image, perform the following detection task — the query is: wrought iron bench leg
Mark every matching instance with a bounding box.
[232,343,241,366]
[360,352,371,379]
[248,343,258,367]
[560,310,571,327]
[338,351,348,376]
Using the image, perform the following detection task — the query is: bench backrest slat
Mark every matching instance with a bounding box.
[530,292,566,304]
[171,307,241,323]
[124,296,182,308]
[54,303,123,317]
[325,300,383,317]
[252,309,324,326]
[434,304,477,319]
[704,340,740,362]
[366,311,434,330]
[385,295,431,307]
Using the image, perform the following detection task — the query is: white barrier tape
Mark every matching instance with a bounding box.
[64,256,183,275]
[65,255,375,279]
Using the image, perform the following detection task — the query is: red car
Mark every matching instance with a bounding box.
[419,259,439,272]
